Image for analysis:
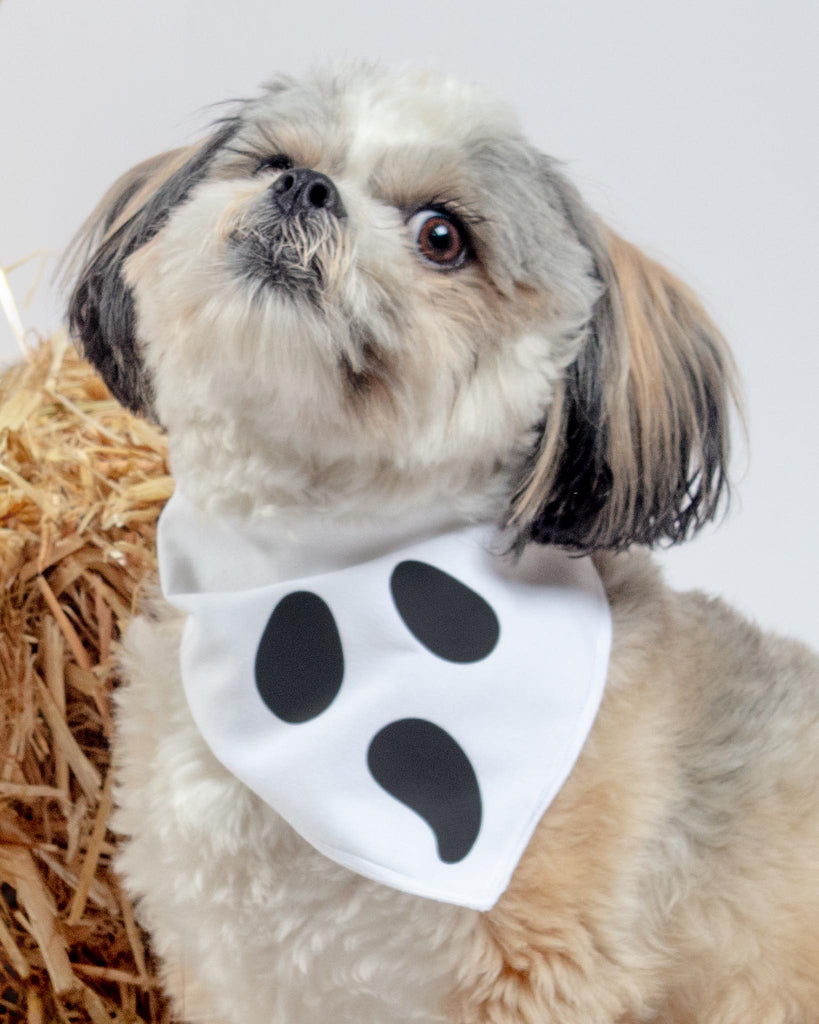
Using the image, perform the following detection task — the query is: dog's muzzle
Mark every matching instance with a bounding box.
[271,168,346,221]
[230,168,346,295]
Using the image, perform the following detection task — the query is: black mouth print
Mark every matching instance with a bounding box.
[367,719,482,864]
[254,560,497,863]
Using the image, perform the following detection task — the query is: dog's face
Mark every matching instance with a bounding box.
[68,64,733,550]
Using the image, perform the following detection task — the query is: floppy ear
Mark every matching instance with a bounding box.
[65,120,238,417]
[64,149,188,417]
[509,199,737,551]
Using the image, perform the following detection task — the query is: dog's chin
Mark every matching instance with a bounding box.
[230,235,324,301]
[228,203,346,304]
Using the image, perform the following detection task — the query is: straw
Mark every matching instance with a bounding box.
[0,334,176,1022]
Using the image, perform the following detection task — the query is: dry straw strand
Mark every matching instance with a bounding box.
[1,334,176,1022]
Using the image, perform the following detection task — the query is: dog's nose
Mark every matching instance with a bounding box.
[272,168,346,219]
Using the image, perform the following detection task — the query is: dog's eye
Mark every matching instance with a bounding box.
[409,210,471,269]
[254,154,294,175]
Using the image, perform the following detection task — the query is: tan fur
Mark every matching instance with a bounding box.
[448,553,819,1023]
[369,149,471,216]
[233,123,328,178]
[213,180,270,242]
[161,962,229,1024]
[512,231,737,547]
[601,233,736,522]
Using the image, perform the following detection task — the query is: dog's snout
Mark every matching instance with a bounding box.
[272,168,346,219]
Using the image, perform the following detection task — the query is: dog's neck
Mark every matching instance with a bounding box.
[162,439,519,585]
[159,481,493,595]
[163,419,521,538]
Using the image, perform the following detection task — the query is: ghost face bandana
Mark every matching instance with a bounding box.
[157,491,612,911]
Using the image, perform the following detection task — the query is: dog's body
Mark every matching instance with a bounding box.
[67,65,819,1023]
[115,547,818,1024]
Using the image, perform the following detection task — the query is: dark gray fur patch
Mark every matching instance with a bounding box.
[68,120,239,416]
[229,197,331,303]
[228,166,349,309]
[337,319,396,400]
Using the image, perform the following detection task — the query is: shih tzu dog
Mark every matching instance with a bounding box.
[67,65,818,1023]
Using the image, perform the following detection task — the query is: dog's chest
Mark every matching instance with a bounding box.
[114,606,477,1023]
[157,498,611,909]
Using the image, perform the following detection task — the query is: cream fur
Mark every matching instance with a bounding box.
[67,64,819,1023]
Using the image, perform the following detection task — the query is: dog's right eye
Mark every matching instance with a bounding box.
[254,155,294,175]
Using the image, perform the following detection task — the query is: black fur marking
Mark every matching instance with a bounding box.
[367,718,482,864]
[339,351,373,397]
[390,561,500,663]
[1,882,18,910]
[521,314,729,552]
[68,120,239,416]
[255,591,344,724]
[524,326,613,551]
[510,155,731,552]
[338,321,396,401]
[231,227,323,302]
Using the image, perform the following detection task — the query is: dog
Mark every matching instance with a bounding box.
[66,64,818,1023]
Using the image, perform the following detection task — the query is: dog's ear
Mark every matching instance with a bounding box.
[510,188,737,551]
[64,149,188,417]
[65,121,238,417]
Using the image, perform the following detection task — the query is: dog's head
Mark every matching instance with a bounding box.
[67,64,734,549]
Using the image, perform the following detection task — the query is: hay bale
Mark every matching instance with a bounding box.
[0,335,175,1023]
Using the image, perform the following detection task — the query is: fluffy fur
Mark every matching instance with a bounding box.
[67,64,819,1023]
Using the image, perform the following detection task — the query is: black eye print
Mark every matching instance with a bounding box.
[367,718,482,863]
[390,561,500,663]
[255,591,344,723]
[409,209,470,268]
[253,154,294,175]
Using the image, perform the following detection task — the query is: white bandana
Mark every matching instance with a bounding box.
[157,490,611,911]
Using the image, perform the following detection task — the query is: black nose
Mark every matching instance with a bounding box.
[272,168,346,219]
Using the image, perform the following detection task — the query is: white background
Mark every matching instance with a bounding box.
[1,0,816,647]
